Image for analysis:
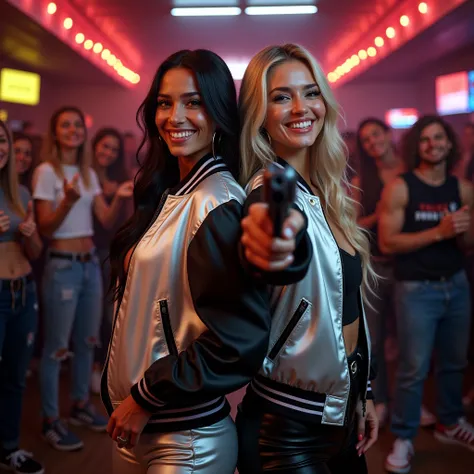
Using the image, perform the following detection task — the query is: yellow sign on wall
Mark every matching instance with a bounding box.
[0,69,41,106]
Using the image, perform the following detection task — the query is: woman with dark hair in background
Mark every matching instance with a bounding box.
[13,133,35,191]
[90,127,132,395]
[351,118,406,428]
[102,49,271,474]
[33,106,133,451]
[0,120,44,474]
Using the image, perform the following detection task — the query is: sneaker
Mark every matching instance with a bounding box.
[385,438,414,474]
[375,403,388,429]
[70,402,108,432]
[420,405,436,428]
[434,417,474,452]
[90,369,102,395]
[42,419,84,451]
[0,449,44,474]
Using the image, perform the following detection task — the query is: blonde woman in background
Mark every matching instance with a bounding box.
[0,120,44,474]
[33,106,133,451]
[237,44,378,473]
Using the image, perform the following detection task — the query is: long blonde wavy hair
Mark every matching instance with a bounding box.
[239,43,376,297]
[41,106,92,188]
[0,120,25,217]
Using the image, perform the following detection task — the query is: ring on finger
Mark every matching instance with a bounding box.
[117,435,129,445]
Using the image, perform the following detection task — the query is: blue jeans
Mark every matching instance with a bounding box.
[0,277,38,449]
[40,252,103,419]
[391,270,471,440]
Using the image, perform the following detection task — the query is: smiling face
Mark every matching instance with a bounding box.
[55,110,86,151]
[264,59,326,158]
[155,67,214,163]
[418,122,452,166]
[0,125,9,171]
[14,138,33,175]
[95,134,120,169]
[359,122,392,161]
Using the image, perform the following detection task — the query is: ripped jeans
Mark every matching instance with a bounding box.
[40,251,103,419]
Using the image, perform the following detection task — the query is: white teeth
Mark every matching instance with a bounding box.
[289,121,312,129]
[170,131,194,139]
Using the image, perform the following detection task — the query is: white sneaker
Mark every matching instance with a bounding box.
[434,417,474,452]
[420,405,436,428]
[90,369,101,395]
[385,438,414,474]
[375,403,388,429]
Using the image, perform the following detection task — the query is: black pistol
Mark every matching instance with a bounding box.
[263,163,297,237]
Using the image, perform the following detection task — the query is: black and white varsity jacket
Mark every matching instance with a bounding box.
[101,154,272,433]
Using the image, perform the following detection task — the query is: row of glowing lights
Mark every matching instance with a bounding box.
[328,2,429,83]
[46,3,140,84]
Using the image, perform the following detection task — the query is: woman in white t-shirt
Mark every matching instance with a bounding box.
[33,106,133,451]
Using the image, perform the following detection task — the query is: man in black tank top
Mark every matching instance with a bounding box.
[353,118,404,426]
[379,116,474,473]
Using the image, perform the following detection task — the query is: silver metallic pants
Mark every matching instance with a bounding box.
[112,416,237,474]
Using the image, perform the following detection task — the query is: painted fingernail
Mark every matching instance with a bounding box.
[358,434,363,441]
[284,228,294,239]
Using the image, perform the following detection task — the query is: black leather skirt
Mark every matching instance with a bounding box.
[236,347,368,474]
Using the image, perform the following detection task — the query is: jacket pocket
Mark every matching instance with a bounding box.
[158,299,178,357]
[268,298,310,361]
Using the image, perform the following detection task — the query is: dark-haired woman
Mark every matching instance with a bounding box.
[90,128,131,395]
[33,106,134,451]
[351,118,404,427]
[102,49,271,474]
[13,133,35,191]
[0,120,44,474]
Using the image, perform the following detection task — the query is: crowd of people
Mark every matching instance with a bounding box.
[0,43,473,474]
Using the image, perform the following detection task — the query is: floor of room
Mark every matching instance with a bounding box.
[8,362,474,474]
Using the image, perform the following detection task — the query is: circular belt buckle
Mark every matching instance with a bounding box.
[350,360,358,375]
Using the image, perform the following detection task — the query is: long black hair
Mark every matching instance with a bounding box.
[109,49,240,301]
[402,115,460,173]
[91,127,128,183]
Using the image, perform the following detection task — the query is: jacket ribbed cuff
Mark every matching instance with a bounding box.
[131,378,165,413]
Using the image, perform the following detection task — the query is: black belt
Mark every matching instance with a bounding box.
[0,273,34,294]
[49,251,94,263]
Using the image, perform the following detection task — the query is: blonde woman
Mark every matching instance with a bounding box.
[33,106,133,451]
[0,120,43,474]
[237,44,378,473]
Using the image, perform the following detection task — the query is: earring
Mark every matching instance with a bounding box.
[261,128,272,146]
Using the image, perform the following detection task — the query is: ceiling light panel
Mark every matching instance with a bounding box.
[245,5,318,15]
[173,0,238,6]
[246,0,316,4]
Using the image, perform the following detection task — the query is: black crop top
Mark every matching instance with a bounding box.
[339,248,362,326]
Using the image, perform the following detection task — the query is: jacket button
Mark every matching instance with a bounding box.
[309,198,316,206]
